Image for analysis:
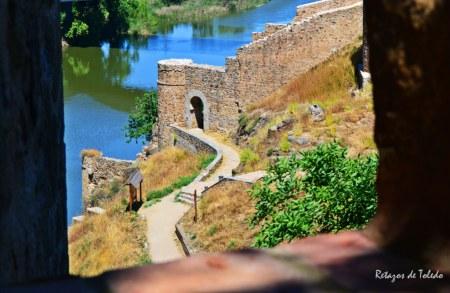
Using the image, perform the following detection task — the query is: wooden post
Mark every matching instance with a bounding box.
[139,181,143,202]
[129,185,133,212]
[193,190,198,223]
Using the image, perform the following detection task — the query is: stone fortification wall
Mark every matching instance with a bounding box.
[235,0,363,105]
[252,23,287,41]
[171,126,217,155]
[157,0,363,147]
[81,155,133,208]
[295,0,360,20]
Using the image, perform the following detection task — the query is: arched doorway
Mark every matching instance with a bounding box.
[185,90,209,130]
[190,96,204,129]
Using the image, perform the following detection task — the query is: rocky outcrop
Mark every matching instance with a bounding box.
[0,0,68,285]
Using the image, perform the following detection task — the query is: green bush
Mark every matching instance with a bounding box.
[279,136,291,153]
[250,142,378,248]
[207,225,218,236]
[125,91,158,143]
[240,148,260,166]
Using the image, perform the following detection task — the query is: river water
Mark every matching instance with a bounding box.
[64,0,312,222]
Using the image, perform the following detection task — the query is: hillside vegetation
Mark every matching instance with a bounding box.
[180,181,260,252]
[250,143,378,248]
[69,184,150,277]
[139,147,214,206]
[238,41,375,172]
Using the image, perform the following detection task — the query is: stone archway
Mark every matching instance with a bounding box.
[190,96,204,129]
[185,90,209,130]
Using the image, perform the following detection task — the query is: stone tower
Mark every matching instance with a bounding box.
[156,59,192,147]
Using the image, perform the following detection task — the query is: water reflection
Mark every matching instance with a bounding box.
[63,45,145,112]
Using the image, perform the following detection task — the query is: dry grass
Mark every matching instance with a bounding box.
[139,147,203,197]
[68,195,150,277]
[180,181,260,253]
[81,149,102,160]
[248,42,361,112]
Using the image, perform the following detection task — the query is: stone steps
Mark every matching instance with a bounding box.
[178,181,213,204]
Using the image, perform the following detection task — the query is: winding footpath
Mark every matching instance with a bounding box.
[138,128,240,263]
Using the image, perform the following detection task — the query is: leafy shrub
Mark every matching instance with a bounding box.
[207,225,218,236]
[279,136,291,153]
[125,91,158,143]
[240,148,260,166]
[227,239,237,250]
[250,142,378,248]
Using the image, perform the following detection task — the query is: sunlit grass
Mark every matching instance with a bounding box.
[68,195,150,277]
[139,147,204,197]
[180,181,260,252]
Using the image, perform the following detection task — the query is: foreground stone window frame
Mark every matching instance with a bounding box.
[0,0,449,291]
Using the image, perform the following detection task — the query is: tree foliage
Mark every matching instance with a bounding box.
[125,91,158,143]
[62,0,152,45]
[250,143,378,248]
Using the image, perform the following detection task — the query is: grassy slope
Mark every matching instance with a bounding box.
[239,40,376,172]
[139,147,214,205]
[180,181,260,252]
[69,189,150,277]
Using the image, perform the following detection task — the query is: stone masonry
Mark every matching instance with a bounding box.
[156,0,363,147]
[81,155,133,208]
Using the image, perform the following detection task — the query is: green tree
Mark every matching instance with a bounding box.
[125,91,158,143]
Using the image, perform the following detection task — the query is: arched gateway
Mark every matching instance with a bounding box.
[185,90,209,130]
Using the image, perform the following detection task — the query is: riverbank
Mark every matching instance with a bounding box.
[61,0,270,45]
[153,0,270,30]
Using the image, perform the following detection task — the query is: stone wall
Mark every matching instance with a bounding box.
[294,0,360,20]
[171,126,217,155]
[0,0,68,285]
[81,156,133,208]
[157,0,363,147]
[252,23,287,41]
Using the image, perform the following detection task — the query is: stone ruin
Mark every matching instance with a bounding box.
[155,0,364,147]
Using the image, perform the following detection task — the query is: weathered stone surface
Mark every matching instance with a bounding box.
[0,0,68,285]
[365,0,450,269]
[309,104,326,122]
[171,125,217,155]
[288,133,311,146]
[157,0,363,147]
[82,156,133,208]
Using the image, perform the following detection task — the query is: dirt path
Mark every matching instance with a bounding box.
[139,129,240,263]
[138,192,188,263]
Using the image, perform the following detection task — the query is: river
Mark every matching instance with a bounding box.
[64,0,313,222]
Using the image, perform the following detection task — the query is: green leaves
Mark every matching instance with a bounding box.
[125,91,158,143]
[250,142,378,248]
